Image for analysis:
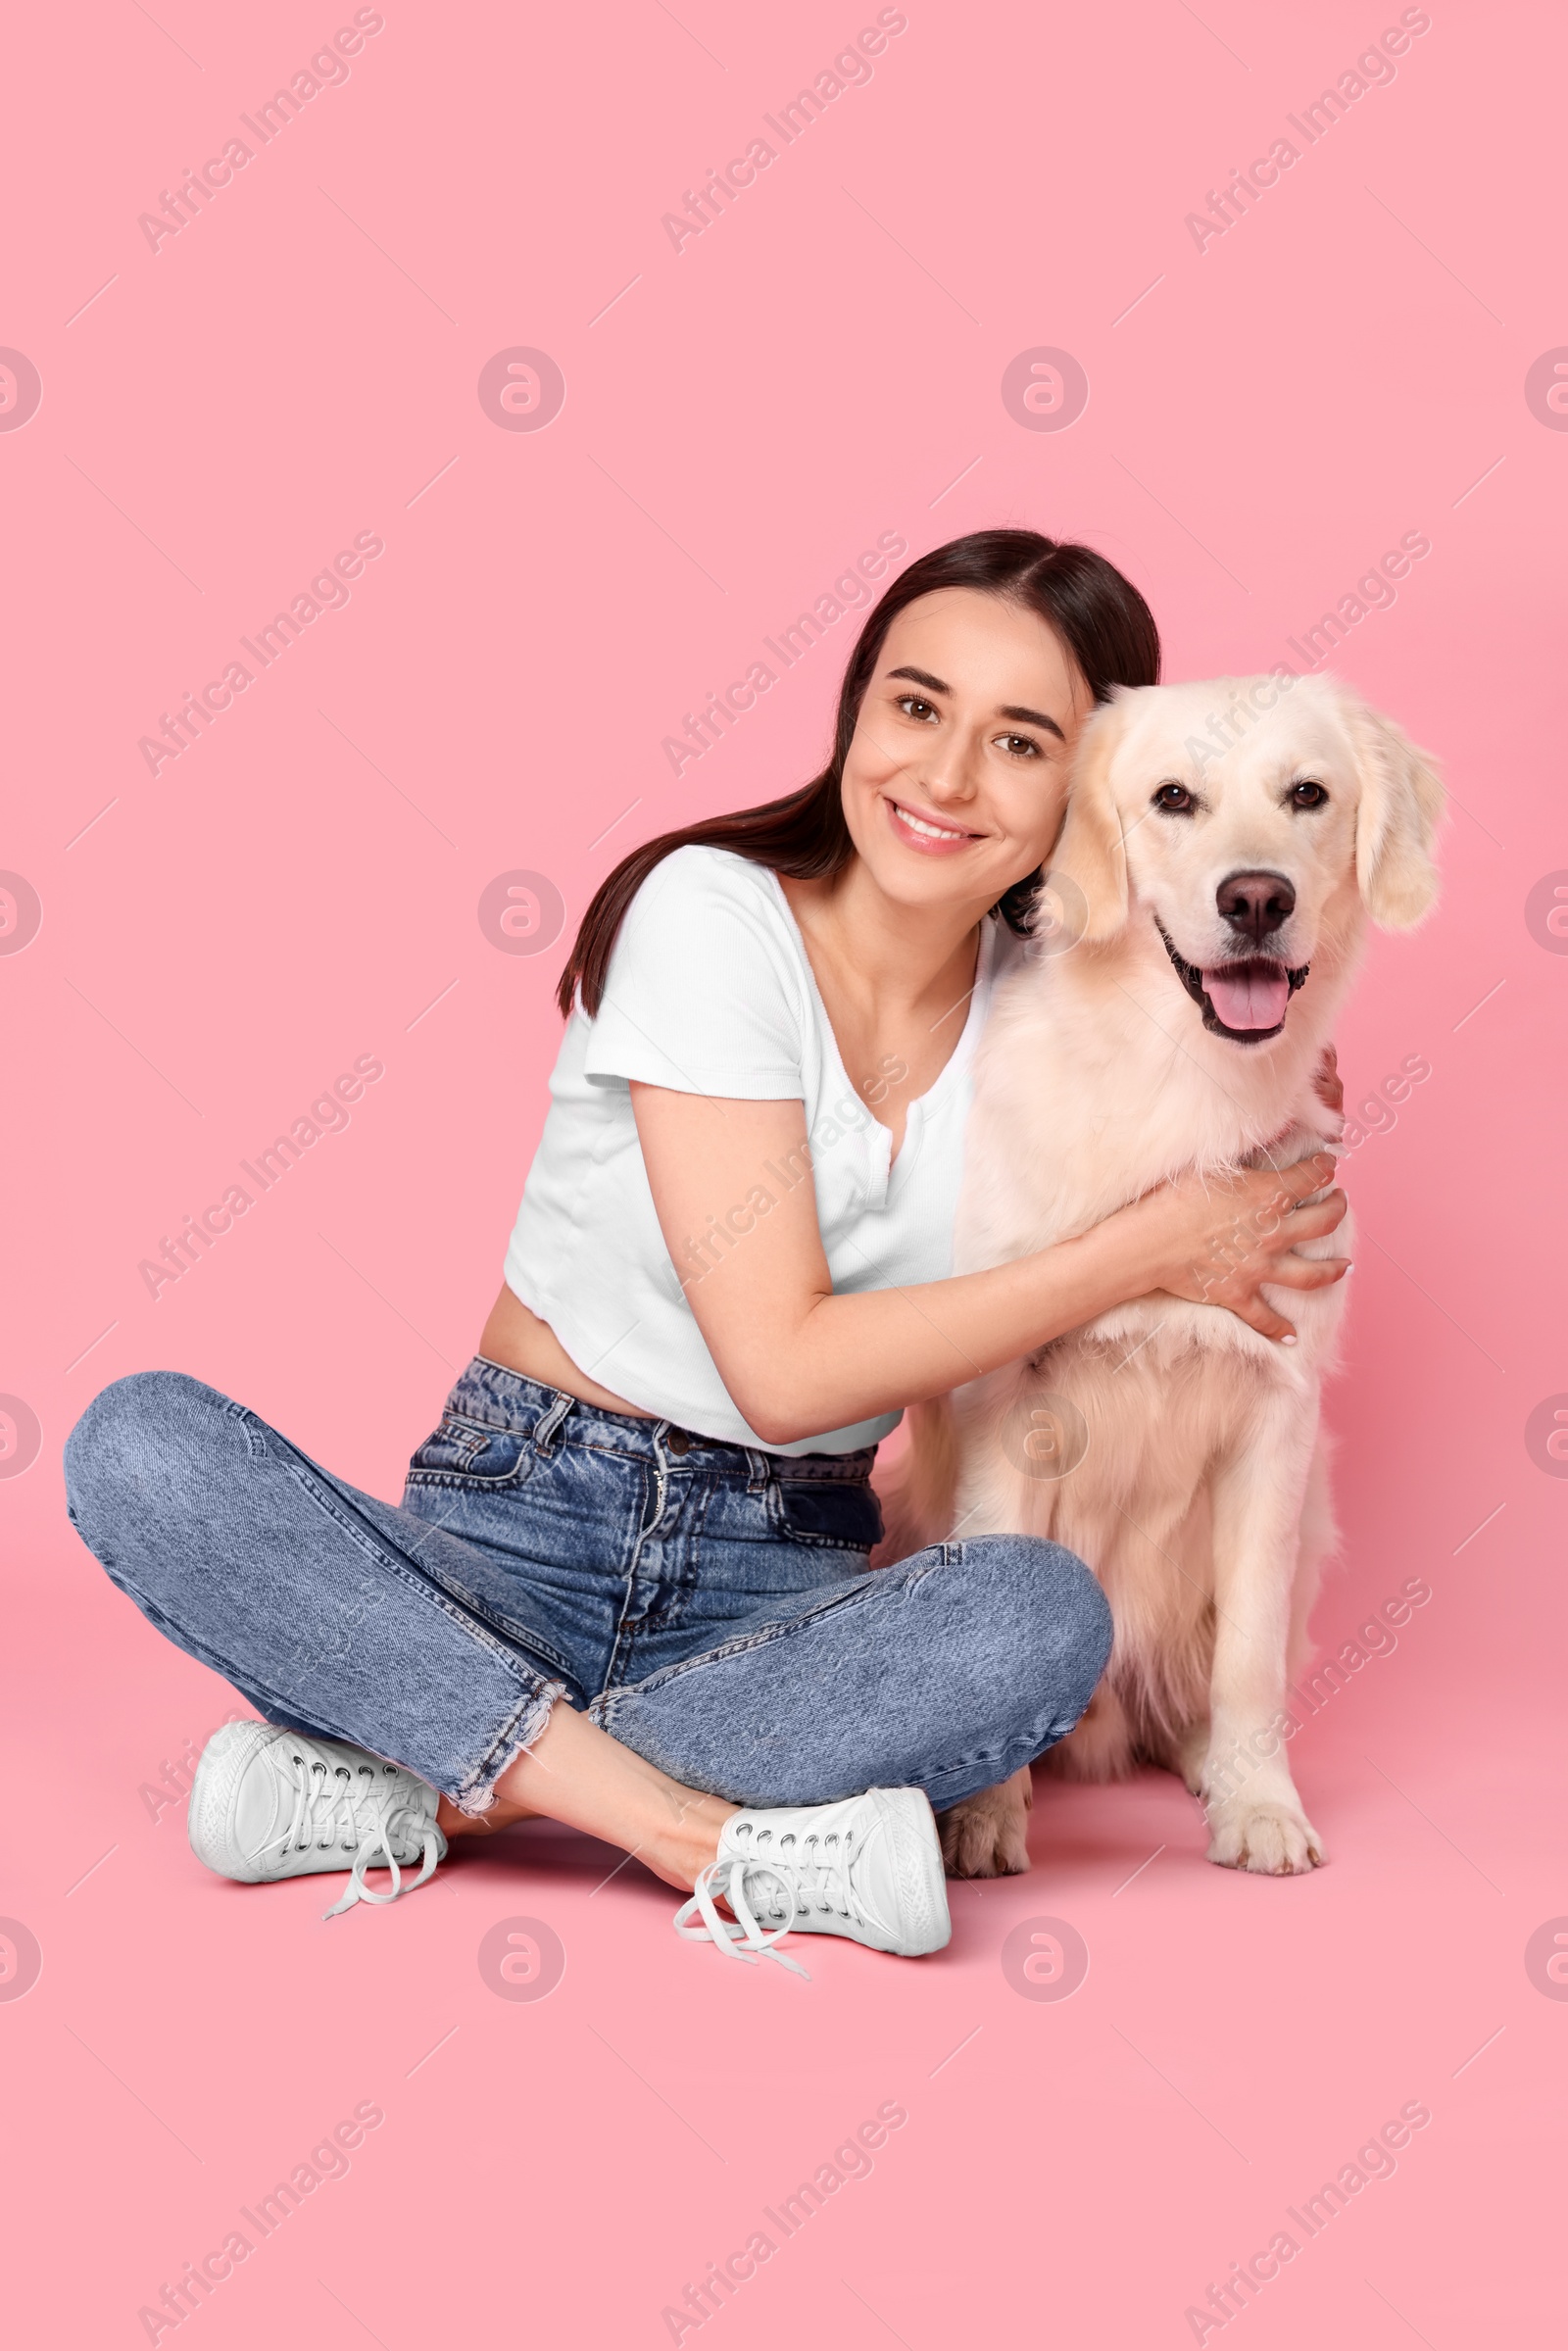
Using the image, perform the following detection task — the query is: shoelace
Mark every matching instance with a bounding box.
[673,1827,865,1980]
[322,1813,442,1922]
[673,1859,810,1979]
[253,1752,441,1921]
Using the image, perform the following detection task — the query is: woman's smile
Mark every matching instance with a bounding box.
[885,796,984,854]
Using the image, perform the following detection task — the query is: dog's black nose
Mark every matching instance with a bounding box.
[1217,869,1296,944]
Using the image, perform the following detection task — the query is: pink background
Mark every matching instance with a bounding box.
[3,1,1564,2343]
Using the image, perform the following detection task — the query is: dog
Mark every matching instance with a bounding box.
[879,672,1443,1878]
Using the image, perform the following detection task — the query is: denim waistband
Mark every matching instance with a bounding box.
[461,1357,877,1482]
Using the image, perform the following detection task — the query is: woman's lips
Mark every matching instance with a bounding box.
[885,797,981,857]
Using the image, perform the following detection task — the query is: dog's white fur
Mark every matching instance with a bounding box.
[878,672,1444,1878]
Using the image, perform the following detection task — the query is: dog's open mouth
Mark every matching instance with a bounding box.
[1157,923,1309,1042]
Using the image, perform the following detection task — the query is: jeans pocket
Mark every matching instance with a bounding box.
[406,1413,535,1488]
[770,1478,884,1550]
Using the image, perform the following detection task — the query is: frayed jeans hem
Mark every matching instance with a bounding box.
[451,1680,568,1815]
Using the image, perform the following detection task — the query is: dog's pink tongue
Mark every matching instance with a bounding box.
[1203,965,1291,1031]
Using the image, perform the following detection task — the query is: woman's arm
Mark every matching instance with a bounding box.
[632,1086,1348,1446]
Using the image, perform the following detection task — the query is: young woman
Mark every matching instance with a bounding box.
[64,531,1347,1972]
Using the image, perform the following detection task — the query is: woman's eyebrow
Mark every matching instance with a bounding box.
[999,703,1066,741]
[886,665,1066,742]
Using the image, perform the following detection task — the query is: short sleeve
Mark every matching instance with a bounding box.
[582,848,807,1098]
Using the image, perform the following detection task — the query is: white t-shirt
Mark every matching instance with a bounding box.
[504,845,1021,1455]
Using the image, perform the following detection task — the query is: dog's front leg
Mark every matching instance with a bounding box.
[1200,1391,1325,1875]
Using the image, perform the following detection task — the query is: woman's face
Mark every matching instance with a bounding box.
[839,586,1095,916]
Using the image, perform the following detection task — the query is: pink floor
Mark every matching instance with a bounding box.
[3,2,1564,2343]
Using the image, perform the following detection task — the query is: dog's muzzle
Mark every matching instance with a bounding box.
[1156,921,1309,1043]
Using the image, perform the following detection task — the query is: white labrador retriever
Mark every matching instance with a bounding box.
[887,672,1443,1878]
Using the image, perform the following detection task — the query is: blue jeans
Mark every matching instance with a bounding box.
[64,1360,1111,1816]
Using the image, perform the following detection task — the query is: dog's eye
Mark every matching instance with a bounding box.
[1152,782,1194,814]
[1289,780,1329,809]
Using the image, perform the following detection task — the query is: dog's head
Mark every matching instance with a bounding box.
[1050,673,1445,1044]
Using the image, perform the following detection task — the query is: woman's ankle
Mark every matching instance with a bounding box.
[436,1793,535,1838]
[437,1788,724,1886]
[646,1802,734,1891]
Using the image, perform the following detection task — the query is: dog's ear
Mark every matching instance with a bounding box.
[1052,695,1132,942]
[1344,693,1446,928]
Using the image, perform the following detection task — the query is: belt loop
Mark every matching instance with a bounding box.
[744,1446,773,1494]
[532,1390,573,1459]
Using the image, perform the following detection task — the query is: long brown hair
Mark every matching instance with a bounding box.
[557,527,1160,1017]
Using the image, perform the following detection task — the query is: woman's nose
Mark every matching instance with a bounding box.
[916,734,981,804]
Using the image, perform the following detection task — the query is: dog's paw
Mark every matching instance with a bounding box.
[939,1772,1033,1879]
[1204,1799,1325,1876]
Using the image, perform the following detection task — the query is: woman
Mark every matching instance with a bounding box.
[64,530,1347,1973]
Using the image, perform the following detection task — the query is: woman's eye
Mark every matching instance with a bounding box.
[897,696,939,723]
[1290,779,1329,809]
[995,733,1041,759]
[1152,781,1194,813]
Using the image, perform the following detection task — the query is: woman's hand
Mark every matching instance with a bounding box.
[1313,1043,1345,1124]
[1141,1152,1349,1344]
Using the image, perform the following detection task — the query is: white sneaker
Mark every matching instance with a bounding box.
[673,1787,951,1977]
[187,1723,446,1920]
